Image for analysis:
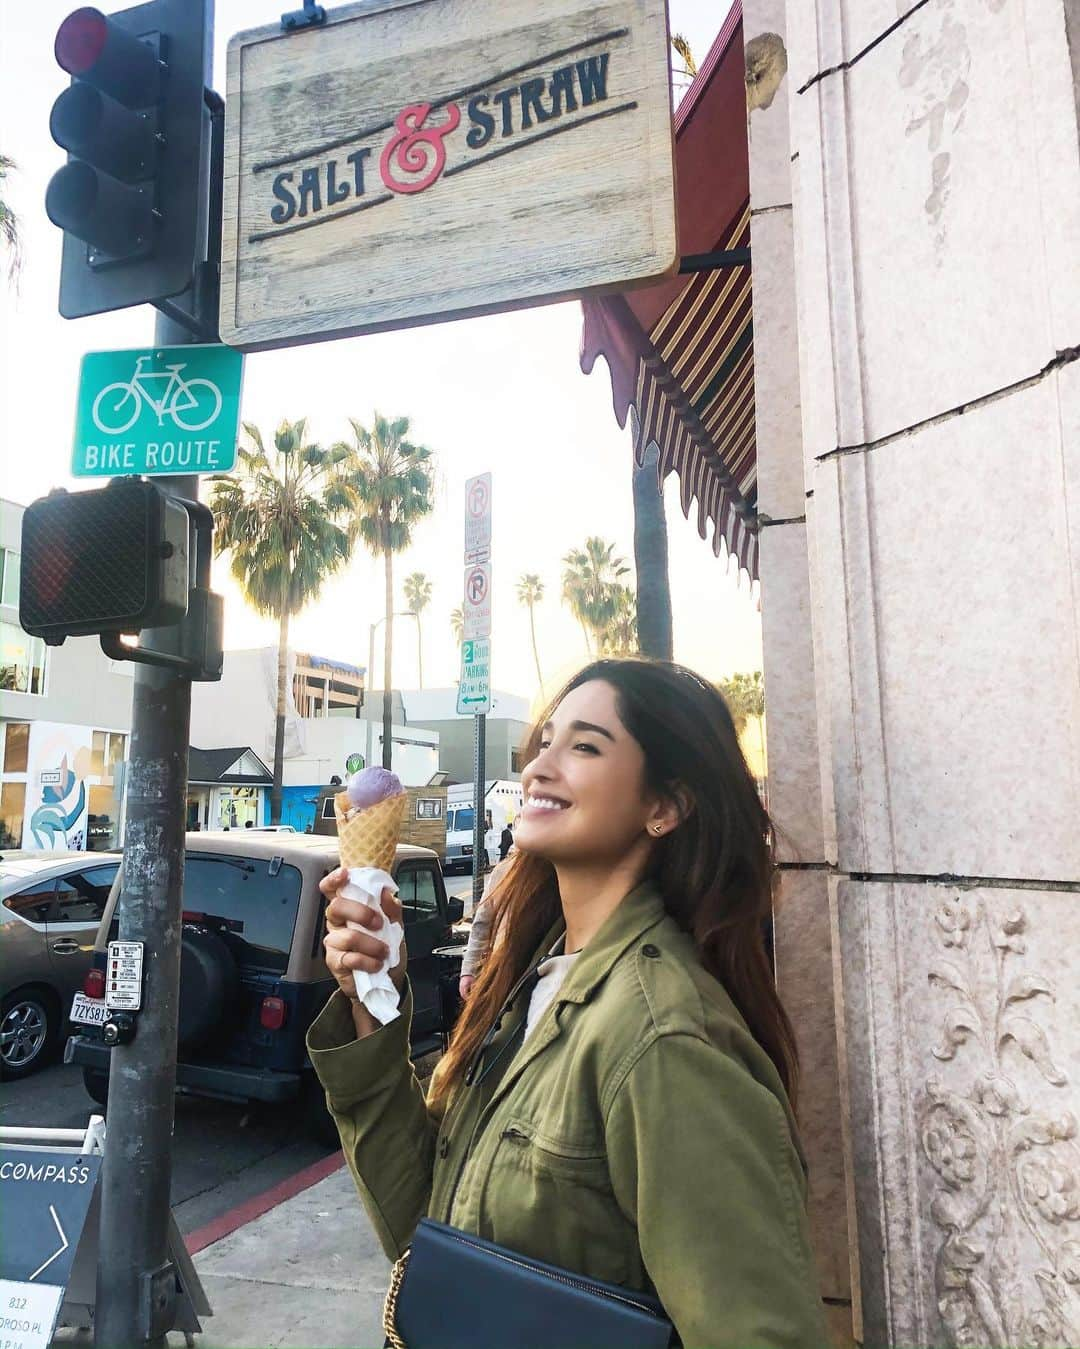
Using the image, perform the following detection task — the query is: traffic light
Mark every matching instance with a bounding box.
[46,2,211,319]
[19,481,190,644]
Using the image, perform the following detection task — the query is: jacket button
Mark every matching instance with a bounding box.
[438,1136,450,1158]
[642,944,660,959]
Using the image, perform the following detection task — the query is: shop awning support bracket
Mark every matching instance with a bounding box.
[281,0,327,32]
[679,248,751,273]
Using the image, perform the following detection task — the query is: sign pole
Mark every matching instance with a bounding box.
[93,4,218,1336]
[92,314,200,1349]
[472,712,487,912]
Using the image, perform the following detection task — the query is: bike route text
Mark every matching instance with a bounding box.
[82,439,227,471]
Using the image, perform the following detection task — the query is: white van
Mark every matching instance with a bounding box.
[444,780,523,875]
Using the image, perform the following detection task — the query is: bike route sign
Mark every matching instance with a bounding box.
[72,345,244,478]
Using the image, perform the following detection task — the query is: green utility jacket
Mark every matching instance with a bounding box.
[307,883,828,1348]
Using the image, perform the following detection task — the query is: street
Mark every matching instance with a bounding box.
[0,1058,333,1238]
[0,865,478,1241]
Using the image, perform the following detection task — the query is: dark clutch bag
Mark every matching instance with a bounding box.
[383,1218,675,1349]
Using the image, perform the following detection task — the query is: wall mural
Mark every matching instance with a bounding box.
[22,725,93,851]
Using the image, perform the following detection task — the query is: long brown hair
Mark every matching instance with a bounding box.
[429,659,798,1111]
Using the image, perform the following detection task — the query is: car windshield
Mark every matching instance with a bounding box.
[182,854,303,972]
[451,808,474,833]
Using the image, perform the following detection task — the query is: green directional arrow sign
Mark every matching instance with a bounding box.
[457,638,491,716]
[72,344,244,478]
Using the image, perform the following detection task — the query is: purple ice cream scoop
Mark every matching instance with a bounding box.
[345,766,404,809]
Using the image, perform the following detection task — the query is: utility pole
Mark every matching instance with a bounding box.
[92,311,202,1349]
[58,2,222,1341]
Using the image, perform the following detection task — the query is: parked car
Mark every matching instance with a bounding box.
[0,851,120,1078]
[68,833,464,1140]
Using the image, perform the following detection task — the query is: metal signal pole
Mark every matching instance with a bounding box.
[94,6,220,1341]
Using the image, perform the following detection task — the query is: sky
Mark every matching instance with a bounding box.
[0,0,759,712]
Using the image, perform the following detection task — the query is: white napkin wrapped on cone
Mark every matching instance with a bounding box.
[341,866,403,1024]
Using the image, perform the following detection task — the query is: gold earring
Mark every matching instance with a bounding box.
[652,825,663,836]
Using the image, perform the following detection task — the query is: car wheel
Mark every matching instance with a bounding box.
[0,989,58,1080]
[82,1068,110,1107]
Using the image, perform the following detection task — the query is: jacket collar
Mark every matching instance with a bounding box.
[548,880,668,1007]
[470,883,668,1121]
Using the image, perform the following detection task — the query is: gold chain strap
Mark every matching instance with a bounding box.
[382,1248,412,1349]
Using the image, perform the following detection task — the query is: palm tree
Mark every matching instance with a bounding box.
[403,571,432,688]
[631,425,673,660]
[450,606,464,645]
[516,574,545,695]
[717,671,766,735]
[1,154,22,284]
[601,584,638,656]
[561,537,630,654]
[339,414,434,769]
[211,419,356,821]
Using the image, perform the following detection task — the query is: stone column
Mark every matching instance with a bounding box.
[745,4,855,1344]
[786,0,1080,1343]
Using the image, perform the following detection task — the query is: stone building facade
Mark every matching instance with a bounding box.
[747,2,1080,1344]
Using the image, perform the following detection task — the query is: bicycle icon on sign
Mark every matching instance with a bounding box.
[91,356,223,435]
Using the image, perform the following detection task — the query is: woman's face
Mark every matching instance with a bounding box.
[516,680,658,866]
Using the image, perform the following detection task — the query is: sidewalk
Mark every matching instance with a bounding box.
[185,1160,388,1349]
[52,1158,390,1349]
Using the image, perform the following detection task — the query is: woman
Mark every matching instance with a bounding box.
[308,660,826,1347]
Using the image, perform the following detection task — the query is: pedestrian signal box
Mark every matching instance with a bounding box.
[19,481,190,644]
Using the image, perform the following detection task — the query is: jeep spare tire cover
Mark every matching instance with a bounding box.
[178,927,240,1050]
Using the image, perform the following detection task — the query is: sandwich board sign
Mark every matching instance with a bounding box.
[0,1150,102,1349]
[220,0,676,349]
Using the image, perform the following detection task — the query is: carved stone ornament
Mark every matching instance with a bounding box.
[918,899,1080,1347]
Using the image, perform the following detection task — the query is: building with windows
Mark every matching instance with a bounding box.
[1,499,134,852]
[367,687,532,784]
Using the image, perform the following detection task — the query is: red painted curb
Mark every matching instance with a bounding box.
[185,1150,347,1255]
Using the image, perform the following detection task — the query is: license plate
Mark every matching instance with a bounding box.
[70,993,109,1027]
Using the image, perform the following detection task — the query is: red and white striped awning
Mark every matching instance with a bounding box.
[580,3,757,579]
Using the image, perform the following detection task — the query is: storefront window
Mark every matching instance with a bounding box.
[3,722,29,773]
[87,783,123,851]
[215,787,259,830]
[0,782,26,849]
[0,622,47,694]
[91,730,108,776]
[107,733,126,778]
[0,550,20,609]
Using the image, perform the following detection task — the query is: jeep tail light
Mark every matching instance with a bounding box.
[84,968,106,999]
[260,996,287,1031]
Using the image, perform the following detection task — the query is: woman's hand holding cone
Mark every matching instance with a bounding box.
[320,867,407,1008]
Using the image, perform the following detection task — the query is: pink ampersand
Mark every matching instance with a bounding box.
[379,102,461,195]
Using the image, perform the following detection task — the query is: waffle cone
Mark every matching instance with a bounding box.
[334,791,408,873]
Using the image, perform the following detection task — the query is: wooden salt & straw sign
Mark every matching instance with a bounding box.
[220,0,676,349]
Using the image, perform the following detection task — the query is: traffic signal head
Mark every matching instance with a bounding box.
[46,1,210,319]
[19,481,190,644]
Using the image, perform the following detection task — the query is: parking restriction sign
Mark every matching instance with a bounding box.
[463,563,492,640]
[464,472,492,560]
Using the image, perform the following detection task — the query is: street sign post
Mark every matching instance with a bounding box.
[0,1150,102,1349]
[72,345,244,478]
[461,474,492,908]
[457,639,492,716]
